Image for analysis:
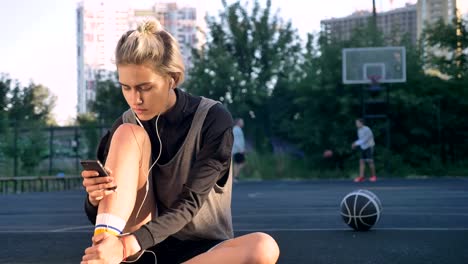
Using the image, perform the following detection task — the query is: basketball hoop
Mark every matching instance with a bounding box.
[342,46,406,84]
[368,75,382,84]
[368,75,382,91]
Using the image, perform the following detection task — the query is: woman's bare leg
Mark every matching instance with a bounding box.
[184,232,280,264]
[97,123,155,234]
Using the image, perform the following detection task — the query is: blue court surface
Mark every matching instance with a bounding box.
[1,178,468,263]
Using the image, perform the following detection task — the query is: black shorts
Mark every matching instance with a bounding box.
[233,153,245,164]
[129,236,225,264]
[360,147,374,161]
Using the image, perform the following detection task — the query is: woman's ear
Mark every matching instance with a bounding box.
[169,73,180,88]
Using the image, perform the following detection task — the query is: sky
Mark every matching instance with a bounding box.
[0,0,417,125]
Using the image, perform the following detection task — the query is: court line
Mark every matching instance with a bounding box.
[233,212,468,218]
[3,211,467,219]
[5,209,468,217]
[49,225,92,232]
[2,227,468,233]
[236,227,468,232]
[0,213,86,217]
[233,206,468,210]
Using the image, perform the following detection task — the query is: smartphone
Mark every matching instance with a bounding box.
[80,160,117,191]
[80,159,109,177]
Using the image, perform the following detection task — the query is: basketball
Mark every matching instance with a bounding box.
[340,189,382,231]
[323,149,333,158]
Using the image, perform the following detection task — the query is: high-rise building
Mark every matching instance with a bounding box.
[76,1,132,114]
[76,1,201,114]
[417,0,458,39]
[133,3,200,70]
[320,4,417,45]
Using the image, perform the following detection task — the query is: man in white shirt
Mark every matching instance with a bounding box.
[232,118,246,181]
[351,118,377,182]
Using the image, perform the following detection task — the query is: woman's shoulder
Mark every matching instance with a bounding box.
[206,101,232,121]
[204,99,233,127]
[178,89,233,132]
[181,89,233,125]
[201,99,233,135]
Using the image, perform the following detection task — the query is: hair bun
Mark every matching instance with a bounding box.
[138,20,163,35]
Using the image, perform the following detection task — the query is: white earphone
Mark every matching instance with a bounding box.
[133,78,173,222]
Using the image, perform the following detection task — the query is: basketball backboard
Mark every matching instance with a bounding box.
[342,47,406,84]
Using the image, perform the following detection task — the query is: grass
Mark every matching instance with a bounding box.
[237,151,468,181]
[1,151,467,180]
[238,151,354,180]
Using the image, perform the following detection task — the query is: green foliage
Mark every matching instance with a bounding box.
[0,75,10,151]
[90,71,127,125]
[0,75,56,175]
[18,124,49,174]
[186,0,302,150]
[7,81,57,125]
[76,113,100,159]
[240,151,353,180]
[185,0,468,177]
[422,17,468,79]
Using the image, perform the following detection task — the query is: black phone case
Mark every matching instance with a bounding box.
[80,160,109,177]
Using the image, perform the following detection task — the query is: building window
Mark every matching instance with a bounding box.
[189,10,196,20]
[179,11,186,20]
[179,35,186,43]
[85,33,94,42]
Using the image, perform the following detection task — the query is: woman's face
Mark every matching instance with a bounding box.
[118,64,175,121]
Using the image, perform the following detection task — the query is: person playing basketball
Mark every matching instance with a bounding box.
[232,118,246,181]
[351,118,377,182]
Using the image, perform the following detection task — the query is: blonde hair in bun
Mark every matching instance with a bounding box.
[115,19,185,86]
[138,19,163,35]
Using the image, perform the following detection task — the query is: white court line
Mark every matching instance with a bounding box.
[49,225,92,232]
[0,230,91,233]
[1,213,85,217]
[235,227,468,232]
[1,227,468,233]
[233,212,468,218]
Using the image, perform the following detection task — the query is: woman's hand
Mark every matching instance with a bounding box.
[81,233,124,264]
[81,168,116,207]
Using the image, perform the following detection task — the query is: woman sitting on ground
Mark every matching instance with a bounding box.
[80,19,280,264]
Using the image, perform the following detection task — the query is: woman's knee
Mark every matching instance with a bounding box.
[246,232,280,264]
[113,124,149,148]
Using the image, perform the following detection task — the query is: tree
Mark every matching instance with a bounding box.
[7,82,57,125]
[0,74,10,135]
[0,76,57,175]
[413,17,468,165]
[186,0,302,150]
[422,17,468,80]
[76,113,101,159]
[183,1,468,176]
[90,70,127,126]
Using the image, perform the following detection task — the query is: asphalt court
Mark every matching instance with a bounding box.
[1,178,468,263]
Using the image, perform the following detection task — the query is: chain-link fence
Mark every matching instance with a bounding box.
[0,123,109,178]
